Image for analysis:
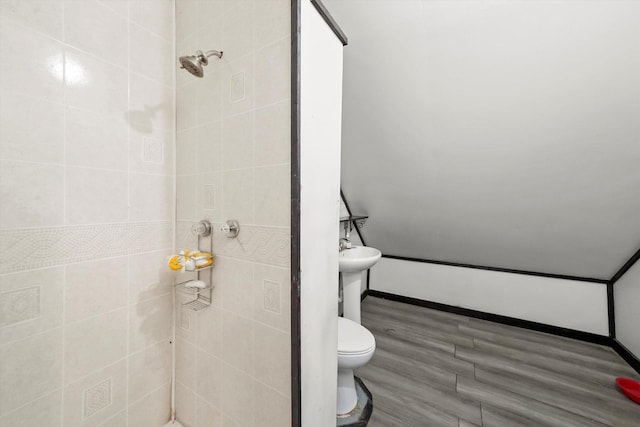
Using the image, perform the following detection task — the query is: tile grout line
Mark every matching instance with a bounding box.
[0,388,62,423]
[60,268,66,425]
[60,0,67,423]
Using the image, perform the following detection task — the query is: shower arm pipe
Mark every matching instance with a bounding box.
[202,50,223,59]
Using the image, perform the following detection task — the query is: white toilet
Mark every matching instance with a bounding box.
[337,316,376,416]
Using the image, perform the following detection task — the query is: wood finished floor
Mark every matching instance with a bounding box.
[357,297,640,427]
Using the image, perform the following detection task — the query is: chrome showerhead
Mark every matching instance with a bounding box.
[179,50,223,78]
[179,55,204,77]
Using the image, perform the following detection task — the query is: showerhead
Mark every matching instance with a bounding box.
[179,55,204,77]
[179,50,223,78]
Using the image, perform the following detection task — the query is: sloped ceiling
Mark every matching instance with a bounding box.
[325,0,640,280]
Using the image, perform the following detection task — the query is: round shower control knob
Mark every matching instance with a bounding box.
[221,219,240,238]
[191,220,212,237]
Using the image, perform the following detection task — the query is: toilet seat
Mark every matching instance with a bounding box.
[338,317,375,355]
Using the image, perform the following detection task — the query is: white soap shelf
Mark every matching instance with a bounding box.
[175,280,212,294]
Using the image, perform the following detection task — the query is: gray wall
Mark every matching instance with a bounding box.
[326,0,640,280]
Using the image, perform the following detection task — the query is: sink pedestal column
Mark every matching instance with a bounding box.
[342,271,362,324]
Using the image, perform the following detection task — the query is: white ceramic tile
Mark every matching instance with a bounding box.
[195,396,222,427]
[97,410,126,427]
[223,415,242,427]
[65,107,128,170]
[202,179,217,210]
[222,310,253,374]
[0,268,63,342]
[127,382,171,426]
[62,359,127,427]
[222,54,254,118]
[128,340,172,402]
[195,349,222,408]
[252,322,290,397]
[0,286,40,328]
[130,23,174,86]
[177,174,199,221]
[64,47,128,116]
[175,337,196,389]
[222,111,254,170]
[129,292,172,353]
[129,173,173,222]
[129,73,174,131]
[222,0,251,17]
[64,308,127,383]
[176,0,198,42]
[221,258,253,318]
[0,22,64,101]
[96,0,127,17]
[129,250,174,304]
[255,37,290,108]
[65,257,128,323]
[220,362,253,427]
[129,126,174,175]
[0,389,62,427]
[0,93,64,164]
[197,0,223,45]
[254,165,290,227]
[197,172,223,223]
[222,0,253,57]
[176,292,197,344]
[177,127,199,175]
[222,168,254,225]
[0,160,64,229]
[254,0,289,50]
[176,220,199,253]
[254,101,290,167]
[129,0,174,40]
[197,121,223,173]
[177,81,199,130]
[0,0,64,40]
[0,328,63,415]
[175,382,196,427]
[252,264,290,333]
[197,65,223,125]
[196,303,222,357]
[65,167,128,225]
[252,381,290,427]
[63,0,128,66]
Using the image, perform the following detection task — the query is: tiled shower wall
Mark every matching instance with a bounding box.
[0,0,176,425]
[174,0,292,426]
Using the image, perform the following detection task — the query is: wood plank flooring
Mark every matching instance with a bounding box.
[357,297,640,427]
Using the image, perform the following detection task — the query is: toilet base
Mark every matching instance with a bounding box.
[336,376,373,427]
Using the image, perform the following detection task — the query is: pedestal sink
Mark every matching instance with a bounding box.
[339,246,381,324]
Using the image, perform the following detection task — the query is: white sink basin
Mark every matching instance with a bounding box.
[338,245,382,273]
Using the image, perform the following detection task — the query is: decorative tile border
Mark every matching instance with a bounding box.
[0,222,172,274]
[177,221,290,268]
[213,224,290,267]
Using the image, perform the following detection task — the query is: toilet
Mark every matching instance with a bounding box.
[337,316,376,416]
